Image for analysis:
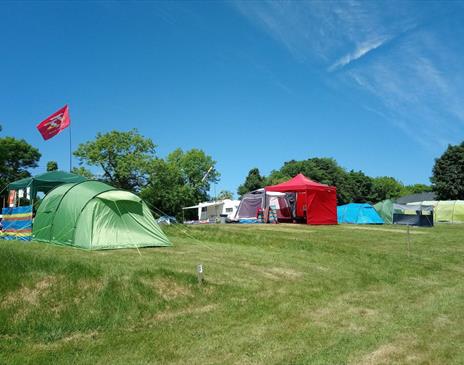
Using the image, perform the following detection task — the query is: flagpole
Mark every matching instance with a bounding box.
[69,123,72,172]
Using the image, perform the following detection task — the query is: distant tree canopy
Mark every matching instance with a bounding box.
[431,142,464,200]
[215,190,233,200]
[71,166,94,180]
[237,157,425,205]
[141,148,219,219]
[46,161,58,172]
[237,168,266,197]
[0,136,41,194]
[74,129,156,192]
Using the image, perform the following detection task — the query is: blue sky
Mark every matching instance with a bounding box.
[1,1,464,197]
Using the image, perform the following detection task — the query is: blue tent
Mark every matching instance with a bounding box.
[337,203,384,224]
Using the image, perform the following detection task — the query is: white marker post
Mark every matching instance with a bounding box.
[196,264,204,285]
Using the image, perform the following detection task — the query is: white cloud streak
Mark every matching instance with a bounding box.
[233,0,464,150]
[328,36,390,72]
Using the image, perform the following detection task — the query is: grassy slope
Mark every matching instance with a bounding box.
[1,224,463,364]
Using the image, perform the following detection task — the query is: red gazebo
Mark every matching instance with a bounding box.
[265,173,337,225]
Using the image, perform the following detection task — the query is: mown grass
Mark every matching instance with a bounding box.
[1,223,463,364]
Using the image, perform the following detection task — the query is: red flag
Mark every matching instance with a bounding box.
[36,105,71,140]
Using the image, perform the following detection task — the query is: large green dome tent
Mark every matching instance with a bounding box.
[32,181,171,250]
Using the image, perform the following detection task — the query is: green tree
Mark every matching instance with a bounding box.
[345,170,374,203]
[267,158,351,204]
[141,148,219,219]
[74,129,156,191]
[46,161,58,172]
[431,142,464,199]
[237,168,265,197]
[216,190,233,200]
[71,166,94,180]
[400,183,432,197]
[370,176,403,202]
[0,136,41,193]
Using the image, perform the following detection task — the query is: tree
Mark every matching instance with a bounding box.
[141,148,219,219]
[400,183,432,197]
[266,158,351,204]
[46,161,58,171]
[74,129,156,192]
[345,170,374,203]
[215,190,233,200]
[0,136,41,193]
[431,142,464,199]
[370,176,403,202]
[237,168,265,197]
[71,166,94,180]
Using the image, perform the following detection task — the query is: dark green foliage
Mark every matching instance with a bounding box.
[215,190,233,200]
[73,129,156,192]
[251,157,422,204]
[141,148,219,219]
[46,161,58,172]
[71,166,94,180]
[370,176,404,202]
[0,136,41,193]
[431,142,464,199]
[237,168,265,197]
[345,170,374,203]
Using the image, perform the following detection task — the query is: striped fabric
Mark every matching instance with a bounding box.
[1,206,33,241]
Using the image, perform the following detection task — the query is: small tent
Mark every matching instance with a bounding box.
[8,171,86,203]
[374,200,434,227]
[33,181,171,250]
[337,203,384,224]
[408,200,464,224]
[373,199,394,224]
[266,174,337,225]
[235,189,292,222]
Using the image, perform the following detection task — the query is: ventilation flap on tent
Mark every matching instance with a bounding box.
[97,190,142,203]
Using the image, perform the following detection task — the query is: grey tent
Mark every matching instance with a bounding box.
[393,203,434,227]
[235,189,292,222]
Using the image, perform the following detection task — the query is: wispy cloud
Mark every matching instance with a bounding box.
[233,0,464,150]
[328,36,390,72]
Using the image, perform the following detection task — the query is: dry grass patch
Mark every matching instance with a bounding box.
[139,277,192,300]
[2,275,57,308]
[153,303,217,322]
[352,335,422,365]
[243,264,304,281]
[341,226,427,235]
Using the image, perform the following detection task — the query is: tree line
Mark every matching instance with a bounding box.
[1,125,463,218]
[237,159,433,205]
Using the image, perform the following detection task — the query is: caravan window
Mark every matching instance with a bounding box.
[225,208,233,213]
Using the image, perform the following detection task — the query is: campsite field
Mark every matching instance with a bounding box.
[1,224,464,364]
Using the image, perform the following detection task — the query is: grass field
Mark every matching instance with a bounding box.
[1,223,464,364]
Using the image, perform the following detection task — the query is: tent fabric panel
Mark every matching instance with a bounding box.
[83,199,170,249]
[8,171,87,200]
[266,173,334,192]
[373,200,393,224]
[33,183,77,242]
[338,203,384,224]
[236,195,263,219]
[73,199,97,249]
[306,190,337,225]
[97,190,142,203]
[50,181,115,245]
[393,213,434,227]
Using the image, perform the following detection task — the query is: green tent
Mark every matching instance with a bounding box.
[8,171,86,201]
[373,199,394,224]
[419,200,464,224]
[33,181,171,250]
